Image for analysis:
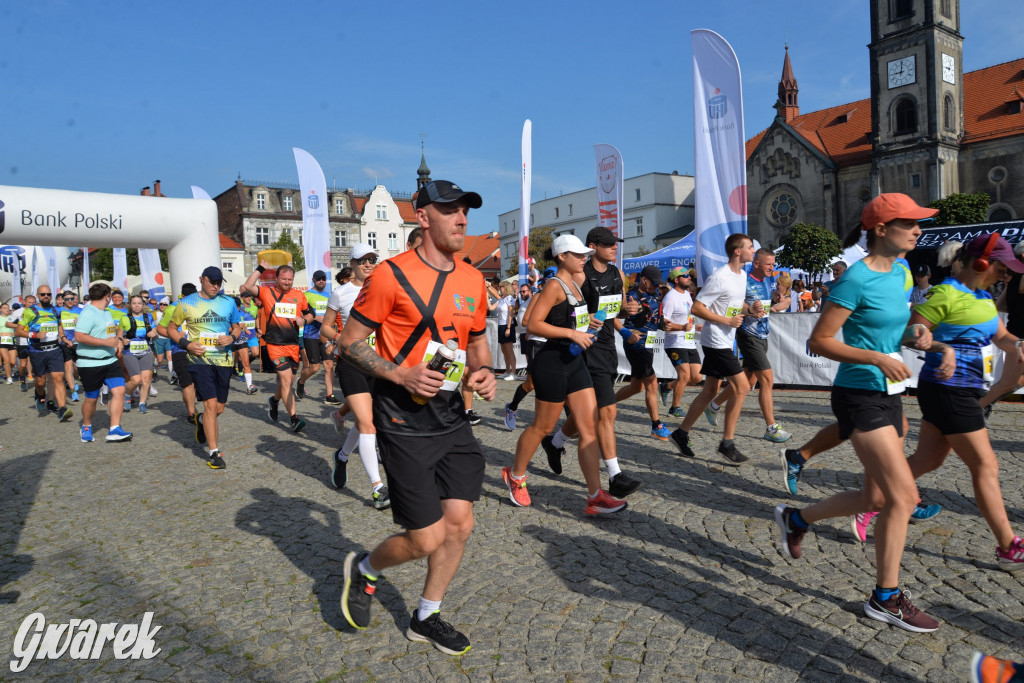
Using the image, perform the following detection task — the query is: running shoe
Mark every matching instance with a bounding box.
[324,393,342,406]
[148,385,158,396]
[372,486,391,510]
[852,511,878,543]
[585,489,628,516]
[863,590,940,633]
[608,472,641,498]
[331,409,345,435]
[207,450,226,470]
[268,396,279,422]
[295,382,306,400]
[20,380,27,392]
[246,385,258,395]
[342,552,379,629]
[138,403,149,414]
[47,400,58,412]
[670,429,695,458]
[57,406,73,423]
[105,426,133,442]
[668,406,684,418]
[704,404,719,427]
[717,441,748,466]
[764,424,792,443]
[651,423,671,441]
[330,449,348,489]
[502,373,516,381]
[406,610,470,655]
[465,410,482,426]
[80,425,94,443]
[996,536,1024,571]
[779,449,803,497]
[71,389,79,402]
[5,377,11,385]
[503,403,517,431]
[501,466,531,507]
[186,413,198,425]
[169,374,178,386]
[290,416,306,433]
[659,382,670,407]
[195,413,206,444]
[35,397,47,416]
[970,651,1024,683]
[124,398,132,413]
[541,435,564,474]
[910,502,943,522]
[774,504,806,560]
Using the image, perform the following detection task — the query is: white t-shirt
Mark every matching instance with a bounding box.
[7,308,29,347]
[696,265,747,349]
[516,296,530,326]
[522,295,547,343]
[326,281,361,326]
[661,288,695,349]
[496,295,516,326]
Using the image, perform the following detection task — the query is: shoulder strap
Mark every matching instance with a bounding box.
[551,277,583,306]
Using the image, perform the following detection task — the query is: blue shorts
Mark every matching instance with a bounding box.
[29,348,65,376]
[153,337,172,355]
[189,364,232,404]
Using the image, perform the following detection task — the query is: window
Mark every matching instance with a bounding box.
[255,227,270,245]
[512,219,516,230]
[222,261,234,272]
[568,204,573,216]
[635,217,643,235]
[256,193,266,210]
[530,213,534,226]
[989,208,1012,222]
[943,95,955,131]
[890,0,912,20]
[376,204,388,221]
[940,0,951,17]
[388,232,398,251]
[894,98,917,135]
[554,207,560,218]
[767,192,798,228]
[334,198,344,215]
[635,189,641,201]
[910,173,921,188]
[281,229,291,241]
[282,195,293,211]
[334,230,346,247]
[368,232,377,250]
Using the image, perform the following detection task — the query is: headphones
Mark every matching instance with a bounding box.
[972,233,1000,273]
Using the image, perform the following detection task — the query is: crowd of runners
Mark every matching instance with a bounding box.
[3,186,1024,660]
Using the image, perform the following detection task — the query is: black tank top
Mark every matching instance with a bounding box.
[544,277,585,333]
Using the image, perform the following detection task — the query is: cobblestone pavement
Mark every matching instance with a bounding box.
[1,372,1022,681]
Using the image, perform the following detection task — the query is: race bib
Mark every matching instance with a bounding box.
[274,302,297,319]
[105,324,119,336]
[760,299,772,318]
[726,306,743,318]
[422,340,467,391]
[596,294,621,319]
[982,344,996,383]
[886,352,909,395]
[572,305,590,332]
[61,318,77,331]
[683,331,696,342]
[198,334,222,349]
[314,300,328,316]
[0,334,13,345]
[40,321,59,341]
[644,330,664,349]
[243,319,256,331]
[129,340,149,354]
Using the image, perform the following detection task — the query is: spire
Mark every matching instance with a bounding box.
[417,135,431,190]
[776,45,799,122]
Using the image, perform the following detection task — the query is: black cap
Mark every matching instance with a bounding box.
[640,265,666,286]
[915,264,930,276]
[413,180,482,210]
[585,226,624,246]
[201,266,224,281]
[312,270,327,281]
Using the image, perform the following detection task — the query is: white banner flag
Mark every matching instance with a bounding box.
[138,249,166,301]
[30,247,42,293]
[593,144,624,272]
[190,186,212,201]
[112,247,129,292]
[692,29,747,286]
[11,247,23,301]
[519,120,532,289]
[293,148,332,293]
[81,247,90,294]
[44,246,59,295]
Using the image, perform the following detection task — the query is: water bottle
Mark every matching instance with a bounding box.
[569,310,607,356]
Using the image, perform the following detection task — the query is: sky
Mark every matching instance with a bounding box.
[2,1,1021,236]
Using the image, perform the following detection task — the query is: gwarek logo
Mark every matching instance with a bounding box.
[708,88,728,119]
[599,156,617,193]
[452,294,476,314]
[0,199,5,234]
[10,612,162,673]
[307,190,319,210]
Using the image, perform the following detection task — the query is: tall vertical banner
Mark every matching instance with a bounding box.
[519,119,532,289]
[138,249,166,300]
[44,246,59,295]
[593,144,624,272]
[11,248,23,301]
[691,29,747,286]
[112,247,129,292]
[190,186,212,201]
[293,148,332,293]
[81,247,90,294]
[30,247,42,293]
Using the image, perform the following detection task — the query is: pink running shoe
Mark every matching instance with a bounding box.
[501,467,531,507]
[852,511,878,543]
[996,536,1024,571]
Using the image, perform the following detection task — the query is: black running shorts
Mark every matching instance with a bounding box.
[190,364,232,404]
[737,331,771,372]
[304,338,327,365]
[336,358,372,397]
[700,346,743,380]
[533,343,593,403]
[666,347,700,366]
[79,360,125,394]
[172,352,195,388]
[831,385,904,440]
[624,345,655,380]
[916,380,986,435]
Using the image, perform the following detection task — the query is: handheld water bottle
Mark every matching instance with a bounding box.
[569,310,607,356]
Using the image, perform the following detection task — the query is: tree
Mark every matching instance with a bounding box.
[505,225,556,277]
[270,231,305,272]
[928,192,990,226]
[776,222,843,281]
[88,248,169,281]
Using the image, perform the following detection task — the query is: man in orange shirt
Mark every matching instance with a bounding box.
[242,262,314,432]
[338,180,496,655]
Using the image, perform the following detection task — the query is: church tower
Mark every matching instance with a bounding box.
[416,140,432,192]
[776,45,799,122]
[869,0,964,202]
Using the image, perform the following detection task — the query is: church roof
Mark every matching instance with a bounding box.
[747,56,1024,164]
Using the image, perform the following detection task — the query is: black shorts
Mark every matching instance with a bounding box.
[498,325,516,345]
[190,364,232,403]
[336,358,372,397]
[624,345,655,380]
[29,348,64,376]
[523,339,540,374]
[62,345,77,362]
[17,346,30,359]
[304,338,327,364]
[79,361,125,393]
[590,370,617,409]
[917,380,986,435]
[377,422,485,530]
[700,346,743,380]
[666,347,700,366]
[831,385,905,440]
[737,331,771,372]
[171,352,195,388]
[533,344,593,403]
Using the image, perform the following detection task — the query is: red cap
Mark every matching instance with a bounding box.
[861,193,938,231]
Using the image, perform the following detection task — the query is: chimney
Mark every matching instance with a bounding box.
[141,186,151,196]
[153,180,164,197]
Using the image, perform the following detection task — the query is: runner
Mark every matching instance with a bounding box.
[298,270,337,404]
[73,282,132,443]
[231,296,259,395]
[670,233,756,465]
[980,240,1024,419]
[773,193,942,633]
[157,283,200,424]
[107,289,129,327]
[705,248,793,443]
[339,179,496,654]
[320,244,390,509]
[152,297,173,378]
[661,267,701,419]
[503,281,542,429]
[242,261,314,433]
[58,290,83,402]
[7,297,36,391]
[168,266,243,469]
[503,234,628,515]
[495,282,519,380]
[119,295,158,414]
[16,285,73,422]
[0,303,18,384]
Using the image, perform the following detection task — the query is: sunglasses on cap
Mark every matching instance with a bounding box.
[355,257,378,265]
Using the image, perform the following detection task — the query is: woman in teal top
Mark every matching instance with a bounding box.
[774,193,944,634]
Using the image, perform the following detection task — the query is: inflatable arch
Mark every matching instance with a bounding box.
[0,184,219,302]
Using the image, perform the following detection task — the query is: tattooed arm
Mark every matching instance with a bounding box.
[338,317,445,398]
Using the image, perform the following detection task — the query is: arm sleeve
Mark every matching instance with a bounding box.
[169,305,186,327]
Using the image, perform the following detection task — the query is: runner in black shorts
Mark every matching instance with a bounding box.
[157,283,200,423]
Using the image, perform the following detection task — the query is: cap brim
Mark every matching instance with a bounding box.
[995,246,1024,273]
[900,207,939,221]
[428,191,482,210]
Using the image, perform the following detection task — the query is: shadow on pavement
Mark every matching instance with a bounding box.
[0,451,51,604]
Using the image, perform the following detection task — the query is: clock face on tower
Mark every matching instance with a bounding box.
[942,53,956,84]
[887,55,917,88]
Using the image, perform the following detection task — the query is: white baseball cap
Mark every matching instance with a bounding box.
[551,234,594,257]
[351,243,378,260]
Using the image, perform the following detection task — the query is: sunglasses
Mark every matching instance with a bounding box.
[207,279,224,286]
[39,293,52,297]
[159,303,168,307]
[355,257,378,265]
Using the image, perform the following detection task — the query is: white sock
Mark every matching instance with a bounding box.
[358,555,379,579]
[358,433,381,485]
[552,428,568,449]
[710,400,721,411]
[244,373,253,388]
[341,427,359,457]
[604,457,621,479]
[417,598,442,622]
